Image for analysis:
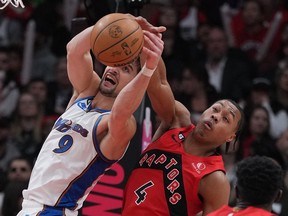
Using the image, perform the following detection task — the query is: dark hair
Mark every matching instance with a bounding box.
[236,156,283,205]
[225,99,245,152]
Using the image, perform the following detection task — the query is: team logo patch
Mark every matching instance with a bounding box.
[192,162,206,174]
[78,99,92,111]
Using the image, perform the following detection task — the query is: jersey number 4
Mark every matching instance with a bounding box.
[134,181,154,205]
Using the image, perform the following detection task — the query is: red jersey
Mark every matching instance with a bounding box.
[207,205,277,216]
[122,125,225,216]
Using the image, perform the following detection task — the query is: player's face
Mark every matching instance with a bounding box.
[194,100,241,146]
[99,63,138,97]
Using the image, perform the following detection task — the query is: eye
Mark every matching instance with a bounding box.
[122,66,130,73]
[223,116,229,123]
[212,107,218,112]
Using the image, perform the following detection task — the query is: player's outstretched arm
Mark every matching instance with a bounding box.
[147,58,175,130]
[133,15,176,132]
[66,26,100,96]
[103,30,164,160]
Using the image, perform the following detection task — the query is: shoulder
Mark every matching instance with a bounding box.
[201,170,229,187]
[200,170,229,187]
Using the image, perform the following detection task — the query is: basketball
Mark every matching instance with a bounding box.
[90,13,144,67]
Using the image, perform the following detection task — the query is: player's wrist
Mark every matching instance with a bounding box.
[141,63,156,77]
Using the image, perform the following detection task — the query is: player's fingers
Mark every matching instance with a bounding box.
[143,35,163,59]
[143,31,164,49]
[156,26,166,33]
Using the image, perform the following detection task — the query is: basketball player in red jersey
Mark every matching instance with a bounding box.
[207,156,283,216]
[122,16,245,216]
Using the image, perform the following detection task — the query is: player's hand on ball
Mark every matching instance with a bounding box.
[142,30,164,70]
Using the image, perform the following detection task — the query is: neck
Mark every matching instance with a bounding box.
[183,133,217,157]
[92,93,114,110]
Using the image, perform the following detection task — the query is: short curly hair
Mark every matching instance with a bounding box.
[236,156,283,205]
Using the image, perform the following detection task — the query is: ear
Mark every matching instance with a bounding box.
[274,189,283,202]
[226,133,236,143]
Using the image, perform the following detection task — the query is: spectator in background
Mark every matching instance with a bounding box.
[242,77,288,138]
[2,156,33,216]
[29,0,69,82]
[10,92,43,160]
[258,0,288,31]
[237,105,273,160]
[273,62,288,112]
[230,0,281,77]
[237,104,286,172]
[0,10,25,47]
[29,30,58,82]
[196,26,253,102]
[178,0,207,41]
[7,44,23,86]
[0,117,21,173]
[47,56,73,115]
[0,46,20,117]
[186,23,211,63]
[150,4,186,96]
[207,156,283,216]
[6,156,33,183]
[175,64,219,124]
[26,78,55,116]
[0,117,21,211]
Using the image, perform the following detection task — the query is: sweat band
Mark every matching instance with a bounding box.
[141,63,156,77]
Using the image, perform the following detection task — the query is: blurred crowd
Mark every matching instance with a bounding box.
[0,0,288,215]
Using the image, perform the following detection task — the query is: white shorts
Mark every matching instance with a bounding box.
[17,200,78,216]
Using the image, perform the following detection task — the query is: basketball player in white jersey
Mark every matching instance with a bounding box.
[17,17,166,215]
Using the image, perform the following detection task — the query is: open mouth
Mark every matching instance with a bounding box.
[105,76,116,85]
[104,73,117,85]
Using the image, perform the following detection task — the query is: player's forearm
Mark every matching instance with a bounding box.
[66,26,98,93]
[66,26,93,56]
[147,58,175,125]
[111,65,155,121]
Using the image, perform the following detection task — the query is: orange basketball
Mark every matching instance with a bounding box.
[90,13,144,67]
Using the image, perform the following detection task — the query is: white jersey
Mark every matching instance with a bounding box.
[19,96,123,215]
